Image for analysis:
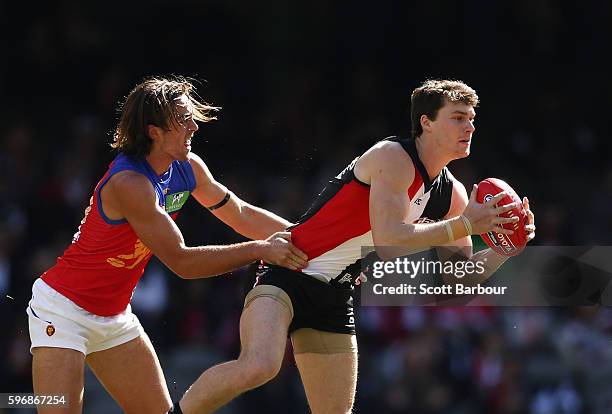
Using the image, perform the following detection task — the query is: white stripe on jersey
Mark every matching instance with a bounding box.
[302,231,373,283]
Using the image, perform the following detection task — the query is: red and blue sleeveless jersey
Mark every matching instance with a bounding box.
[41,153,196,316]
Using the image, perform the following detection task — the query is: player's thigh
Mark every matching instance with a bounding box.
[85,334,171,414]
[240,286,293,365]
[32,347,85,414]
[292,330,358,414]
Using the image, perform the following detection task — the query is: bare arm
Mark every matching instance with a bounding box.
[357,141,519,258]
[105,171,306,278]
[359,142,471,255]
[188,153,292,239]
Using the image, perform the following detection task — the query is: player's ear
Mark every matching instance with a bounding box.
[420,114,432,132]
[147,124,162,142]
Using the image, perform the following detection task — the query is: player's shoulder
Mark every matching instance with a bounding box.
[187,151,205,165]
[100,169,159,218]
[187,151,214,185]
[187,151,212,174]
[369,137,405,152]
[355,138,415,185]
[362,139,413,167]
[107,170,155,199]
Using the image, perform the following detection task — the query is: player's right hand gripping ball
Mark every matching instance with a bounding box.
[476,178,528,256]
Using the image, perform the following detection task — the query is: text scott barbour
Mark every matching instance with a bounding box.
[372,283,507,296]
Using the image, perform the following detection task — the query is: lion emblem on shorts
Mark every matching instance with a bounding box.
[46,324,55,337]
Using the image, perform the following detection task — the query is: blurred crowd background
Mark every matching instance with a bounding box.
[1,1,611,413]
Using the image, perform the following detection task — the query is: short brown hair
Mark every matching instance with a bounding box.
[111,76,219,157]
[410,79,479,139]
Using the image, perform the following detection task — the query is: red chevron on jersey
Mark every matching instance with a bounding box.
[292,180,370,261]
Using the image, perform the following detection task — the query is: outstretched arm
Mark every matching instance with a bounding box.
[106,171,307,278]
[189,153,292,240]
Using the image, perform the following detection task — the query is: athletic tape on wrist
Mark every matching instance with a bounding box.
[444,221,454,242]
[460,215,473,235]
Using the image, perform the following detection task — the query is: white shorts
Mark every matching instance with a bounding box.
[27,278,145,355]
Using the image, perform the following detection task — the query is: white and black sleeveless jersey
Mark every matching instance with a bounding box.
[290,137,454,285]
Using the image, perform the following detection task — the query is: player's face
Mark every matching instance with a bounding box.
[430,100,476,159]
[158,95,198,161]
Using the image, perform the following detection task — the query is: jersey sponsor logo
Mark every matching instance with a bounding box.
[46,324,55,337]
[106,239,152,269]
[165,191,190,213]
[415,217,436,224]
[414,198,422,205]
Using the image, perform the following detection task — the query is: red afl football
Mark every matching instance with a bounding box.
[476,178,528,256]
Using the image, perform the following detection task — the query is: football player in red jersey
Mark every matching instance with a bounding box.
[27,76,307,414]
[174,80,535,414]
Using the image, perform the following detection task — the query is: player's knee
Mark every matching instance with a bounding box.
[239,355,282,388]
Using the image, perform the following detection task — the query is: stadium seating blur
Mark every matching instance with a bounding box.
[1,1,611,412]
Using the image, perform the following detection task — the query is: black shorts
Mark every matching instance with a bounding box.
[245,264,356,335]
